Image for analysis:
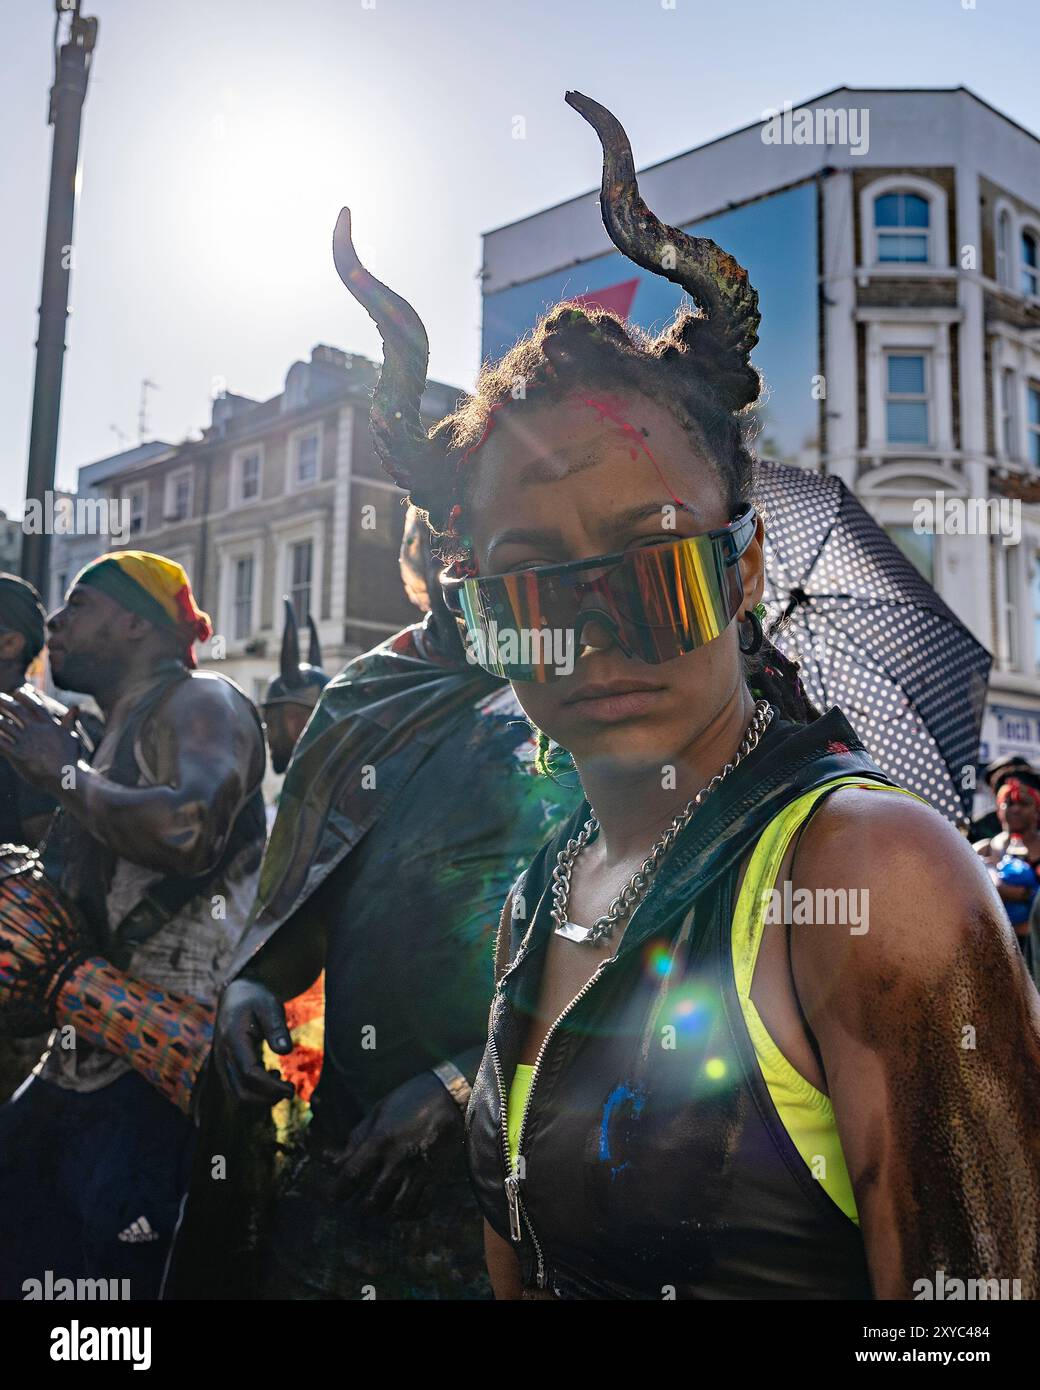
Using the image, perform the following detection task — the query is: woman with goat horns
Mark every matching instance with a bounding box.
[334,91,1040,1300]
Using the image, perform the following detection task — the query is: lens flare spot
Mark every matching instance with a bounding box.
[644,942,673,978]
[704,1057,727,1081]
[660,985,717,1039]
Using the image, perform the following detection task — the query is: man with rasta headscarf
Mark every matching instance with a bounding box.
[0,550,266,1300]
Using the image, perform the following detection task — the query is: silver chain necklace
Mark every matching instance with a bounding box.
[551,699,774,945]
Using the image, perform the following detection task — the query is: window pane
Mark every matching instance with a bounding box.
[233,556,253,640]
[885,526,934,584]
[1029,388,1040,426]
[290,540,313,620]
[297,434,319,483]
[887,355,925,394]
[901,194,930,228]
[886,401,929,443]
[241,454,260,498]
[1002,370,1018,455]
[875,192,929,229]
[878,233,928,263]
[1023,232,1038,269]
[998,211,1011,256]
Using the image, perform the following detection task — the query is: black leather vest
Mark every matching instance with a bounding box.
[466,705,899,1299]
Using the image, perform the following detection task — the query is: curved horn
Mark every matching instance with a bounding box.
[564,91,760,359]
[307,614,323,670]
[280,597,304,689]
[333,207,435,492]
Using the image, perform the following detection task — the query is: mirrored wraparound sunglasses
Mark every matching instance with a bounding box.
[440,506,757,682]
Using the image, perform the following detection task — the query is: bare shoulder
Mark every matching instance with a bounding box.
[165,670,254,716]
[149,673,264,781]
[798,785,988,892]
[791,785,1022,990]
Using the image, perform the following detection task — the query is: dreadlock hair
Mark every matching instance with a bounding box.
[425,301,820,728]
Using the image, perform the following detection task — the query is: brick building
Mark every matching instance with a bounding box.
[50,346,460,704]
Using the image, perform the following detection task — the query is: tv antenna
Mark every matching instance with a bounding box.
[138,378,159,443]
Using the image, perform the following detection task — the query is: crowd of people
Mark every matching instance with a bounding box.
[0,91,1036,1302]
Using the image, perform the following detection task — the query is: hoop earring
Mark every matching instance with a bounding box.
[738,608,764,655]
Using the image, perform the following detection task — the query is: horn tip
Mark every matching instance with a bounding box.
[564,90,622,148]
[333,209,363,287]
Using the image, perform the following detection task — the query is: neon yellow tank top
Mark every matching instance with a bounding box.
[506,775,921,1225]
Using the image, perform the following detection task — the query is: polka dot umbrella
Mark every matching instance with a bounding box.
[755,460,992,827]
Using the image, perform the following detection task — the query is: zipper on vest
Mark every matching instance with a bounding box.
[490,957,611,1289]
[487,920,540,1247]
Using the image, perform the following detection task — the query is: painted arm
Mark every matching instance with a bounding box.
[0,680,264,878]
[792,789,1040,1299]
[485,1219,524,1299]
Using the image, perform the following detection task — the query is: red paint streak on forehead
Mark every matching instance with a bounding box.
[455,392,686,501]
[447,390,690,567]
[569,394,687,511]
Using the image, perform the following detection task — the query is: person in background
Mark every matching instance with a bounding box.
[974,775,1040,967]
[0,574,65,847]
[261,599,329,777]
[0,551,266,1300]
[970,754,1037,841]
[0,574,87,1102]
[177,508,582,1300]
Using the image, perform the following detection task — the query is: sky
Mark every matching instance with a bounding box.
[2,0,1038,519]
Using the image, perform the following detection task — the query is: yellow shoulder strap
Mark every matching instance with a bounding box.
[732,775,924,1223]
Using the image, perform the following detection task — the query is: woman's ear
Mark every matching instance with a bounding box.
[738,513,766,613]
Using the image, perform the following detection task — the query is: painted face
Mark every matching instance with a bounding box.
[263,702,311,774]
[465,389,764,778]
[47,585,133,694]
[999,792,1039,835]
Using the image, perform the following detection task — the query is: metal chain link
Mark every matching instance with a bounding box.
[550,699,774,945]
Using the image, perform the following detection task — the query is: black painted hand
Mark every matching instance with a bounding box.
[213,977,295,1106]
[331,1069,464,1215]
[0,689,82,794]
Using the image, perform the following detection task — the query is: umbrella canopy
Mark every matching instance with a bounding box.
[755,461,992,827]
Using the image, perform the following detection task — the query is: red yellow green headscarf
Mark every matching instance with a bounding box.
[72,551,213,667]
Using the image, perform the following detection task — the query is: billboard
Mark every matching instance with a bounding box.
[482,180,819,468]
